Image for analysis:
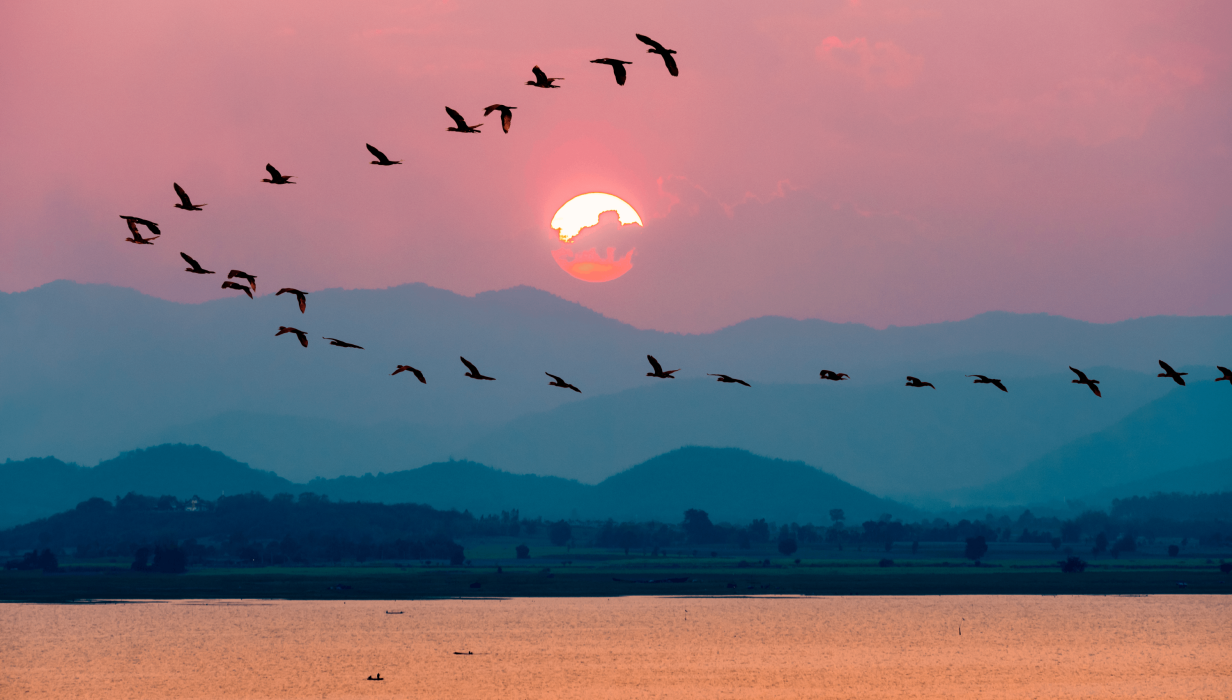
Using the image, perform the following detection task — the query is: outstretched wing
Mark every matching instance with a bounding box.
[445,106,468,129]
[392,366,407,375]
[411,368,426,384]
[460,356,480,374]
[1089,383,1102,397]
[294,331,307,347]
[136,218,161,235]
[173,183,191,206]
[1158,360,1175,374]
[180,252,199,269]
[1069,366,1089,382]
[265,163,282,180]
[483,104,502,116]
[636,34,666,52]
[661,51,678,76]
[546,372,564,383]
[125,219,140,236]
[366,143,387,161]
[1220,366,1232,378]
[501,110,512,133]
[532,65,548,83]
[647,355,664,374]
[991,379,1008,392]
[613,61,628,85]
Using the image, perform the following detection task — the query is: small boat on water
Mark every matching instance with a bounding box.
[366,674,383,681]
[385,611,404,614]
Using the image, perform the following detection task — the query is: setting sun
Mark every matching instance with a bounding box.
[551,193,642,282]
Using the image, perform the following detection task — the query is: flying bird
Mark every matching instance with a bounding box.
[227,270,257,293]
[526,65,562,88]
[967,375,1008,392]
[1216,366,1232,384]
[905,376,935,389]
[482,105,516,133]
[546,372,581,392]
[591,58,632,85]
[123,219,158,245]
[635,34,678,76]
[366,143,401,166]
[461,357,495,380]
[1069,366,1102,397]
[445,106,482,133]
[709,373,750,387]
[262,164,295,184]
[180,252,214,275]
[819,370,850,381]
[276,287,308,313]
[276,326,308,347]
[1157,360,1187,386]
[393,365,427,384]
[173,183,205,210]
[119,215,161,236]
[324,337,364,349]
[220,280,253,299]
[646,355,679,379]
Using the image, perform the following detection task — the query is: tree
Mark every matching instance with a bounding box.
[829,509,845,524]
[1060,556,1087,573]
[152,545,187,573]
[682,509,716,545]
[1091,532,1108,558]
[1168,544,1180,557]
[778,538,798,556]
[549,520,572,546]
[1050,537,1062,551]
[747,519,770,543]
[964,535,988,563]
[1110,535,1136,558]
[515,544,530,559]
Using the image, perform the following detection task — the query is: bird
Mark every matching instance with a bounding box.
[1216,366,1232,384]
[366,143,401,166]
[526,65,562,88]
[483,105,516,134]
[119,215,161,236]
[546,372,581,392]
[709,373,750,387]
[221,281,252,299]
[324,337,364,349]
[967,374,1008,392]
[461,357,495,380]
[591,58,632,85]
[445,106,482,133]
[227,270,257,293]
[123,219,158,245]
[635,34,678,76]
[262,164,295,184]
[646,355,679,378]
[276,288,308,313]
[1157,360,1187,386]
[393,365,427,384]
[180,252,214,275]
[275,326,308,347]
[819,370,850,381]
[1069,366,1102,397]
[906,376,935,389]
[173,183,206,210]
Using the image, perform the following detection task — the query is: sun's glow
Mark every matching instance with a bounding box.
[551,247,635,283]
[551,193,642,243]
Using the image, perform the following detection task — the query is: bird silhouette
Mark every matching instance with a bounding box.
[906,376,935,389]
[119,215,160,236]
[819,370,850,381]
[324,337,364,349]
[709,373,750,387]
[526,65,562,88]
[1069,366,1102,397]
[276,288,308,313]
[461,357,495,380]
[393,365,427,384]
[366,143,401,166]
[646,355,679,378]
[546,372,581,392]
[180,252,214,275]
[173,183,206,210]
[123,219,158,245]
[1157,360,1187,386]
[591,58,632,85]
[635,34,678,76]
[967,374,1008,392]
[445,106,482,133]
[221,280,252,299]
[1216,366,1232,384]
[276,326,308,347]
[227,270,257,293]
[482,105,516,133]
[262,164,295,184]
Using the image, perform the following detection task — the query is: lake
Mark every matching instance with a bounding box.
[3,596,1228,698]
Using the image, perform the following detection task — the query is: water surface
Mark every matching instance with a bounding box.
[3,596,1228,698]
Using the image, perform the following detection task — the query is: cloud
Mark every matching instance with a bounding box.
[815,36,923,88]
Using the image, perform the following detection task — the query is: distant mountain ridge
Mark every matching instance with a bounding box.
[0,444,910,529]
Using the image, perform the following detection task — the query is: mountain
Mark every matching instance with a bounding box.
[2,280,1230,495]
[970,382,1232,504]
[1080,457,1232,505]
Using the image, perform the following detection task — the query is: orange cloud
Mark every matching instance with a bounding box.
[551,246,634,283]
[816,36,922,88]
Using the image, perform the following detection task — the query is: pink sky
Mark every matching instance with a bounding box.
[2,0,1229,332]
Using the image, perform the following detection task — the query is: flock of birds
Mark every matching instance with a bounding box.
[114,32,1232,397]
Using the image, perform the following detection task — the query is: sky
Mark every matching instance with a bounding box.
[1,0,1229,333]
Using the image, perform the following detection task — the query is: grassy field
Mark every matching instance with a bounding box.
[4,554,1230,602]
